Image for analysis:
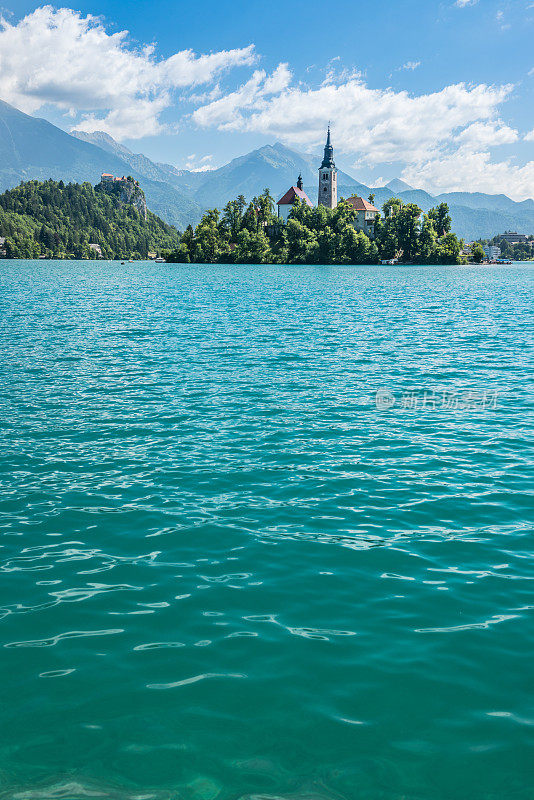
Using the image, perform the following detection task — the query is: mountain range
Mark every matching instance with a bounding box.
[1,99,533,240]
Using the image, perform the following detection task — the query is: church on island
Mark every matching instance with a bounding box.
[277,127,380,238]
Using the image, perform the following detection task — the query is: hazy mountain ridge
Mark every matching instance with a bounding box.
[0,102,202,230]
[71,130,207,193]
[162,141,534,239]
[0,99,533,239]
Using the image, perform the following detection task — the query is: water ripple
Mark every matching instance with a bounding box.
[0,262,533,800]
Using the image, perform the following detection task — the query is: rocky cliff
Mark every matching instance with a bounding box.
[99,176,147,220]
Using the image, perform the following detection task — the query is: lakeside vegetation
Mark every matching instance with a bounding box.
[165,191,465,265]
[0,179,529,265]
[0,179,179,259]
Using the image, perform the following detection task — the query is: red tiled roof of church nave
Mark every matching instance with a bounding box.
[345,196,379,212]
[277,186,313,207]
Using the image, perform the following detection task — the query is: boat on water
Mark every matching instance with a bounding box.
[155,257,165,263]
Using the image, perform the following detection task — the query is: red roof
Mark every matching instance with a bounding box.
[277,186,313,207]
[345,196,379,213]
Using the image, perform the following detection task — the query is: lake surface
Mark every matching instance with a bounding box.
[0,260,533,800]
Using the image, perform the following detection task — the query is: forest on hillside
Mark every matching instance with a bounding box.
[166,191,465,265]
[0,179,179,259]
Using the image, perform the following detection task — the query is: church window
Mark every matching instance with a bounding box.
[324,187,327,193]
[323,173,327,180]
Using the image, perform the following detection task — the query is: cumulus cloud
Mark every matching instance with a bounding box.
[193,72,513,164]
[193,64,292,129]
[456,121,519,147]
[193,72,534,199]
[0,5,255,139]
[185,154,216,172]
[401,149,534,199]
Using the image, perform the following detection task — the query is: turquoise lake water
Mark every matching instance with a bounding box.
[0,260,533,800]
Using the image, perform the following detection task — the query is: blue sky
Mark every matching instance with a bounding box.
[1,1,533,197]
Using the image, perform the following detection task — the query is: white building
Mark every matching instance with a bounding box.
[88,243,103,257]
[277,175,313,222]
[483,245,501,260]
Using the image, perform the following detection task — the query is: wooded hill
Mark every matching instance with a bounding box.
[0,179,179,259]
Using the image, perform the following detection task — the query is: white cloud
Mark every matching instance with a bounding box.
[456,121,519,147]
[0,5,255,139]
[496,9,511,29]
[193,64,292,129]
[401,149,534,200]
[455,0,479,7]
[185,154,216,172]
[194,72,513,165]
[193,72,534,199]
[525,129,534,141]
[399,61,421,71]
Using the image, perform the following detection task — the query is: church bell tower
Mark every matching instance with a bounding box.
[318,126,337,209]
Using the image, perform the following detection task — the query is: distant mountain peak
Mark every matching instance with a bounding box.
[386,177,414,192]
[70,130,133,157]
[1,98,533,238]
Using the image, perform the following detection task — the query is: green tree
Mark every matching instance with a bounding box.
[428,202,452,236]
[234,228,272,263]
[395,203,423,260]
[0,178,179,259]
[419,215,439,263]
[471,243,485,263]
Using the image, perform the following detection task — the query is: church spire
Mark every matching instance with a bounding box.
[318,124,337,209]
[320,125,335,169]
[296,173,303,190]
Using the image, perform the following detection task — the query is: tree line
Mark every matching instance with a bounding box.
[0,179,179,259]
[165,190,465,265]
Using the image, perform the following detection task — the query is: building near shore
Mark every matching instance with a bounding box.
[100,173,133,185]
[277,127,338,220]
[345,196,380,238]
[277,127,381,236]
[499,231,528,244]
[483,244,501,260]
[88,243,103,257]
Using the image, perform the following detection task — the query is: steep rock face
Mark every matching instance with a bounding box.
[117,180,147,220]
[99,177,147,219]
